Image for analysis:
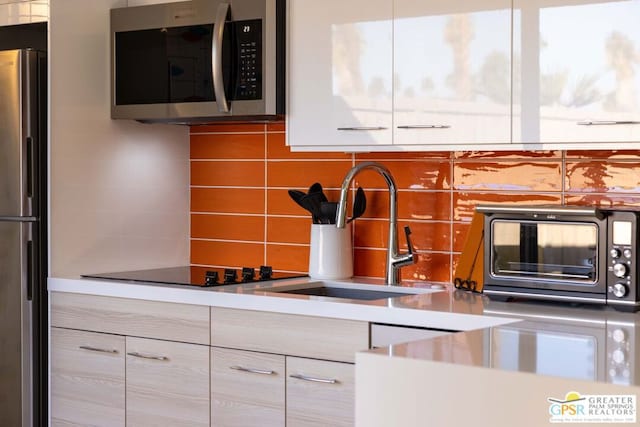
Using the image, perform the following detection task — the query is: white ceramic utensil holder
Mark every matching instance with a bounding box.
[308,223,353,279]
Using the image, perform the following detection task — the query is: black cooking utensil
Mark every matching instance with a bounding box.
[347,187,366,223]
[308,182,328,203]
[288,189,309,212]
[300,191,325,223]
[319,201,338,224]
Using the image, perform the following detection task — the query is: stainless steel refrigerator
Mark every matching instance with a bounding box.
[0,48,47,427]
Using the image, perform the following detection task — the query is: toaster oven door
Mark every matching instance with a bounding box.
[487,218,607,294]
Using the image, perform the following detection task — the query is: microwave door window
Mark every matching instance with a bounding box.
[115,25,217,105]
[491,220,598,284]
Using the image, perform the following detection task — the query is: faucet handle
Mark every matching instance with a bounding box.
[404,226,415,255]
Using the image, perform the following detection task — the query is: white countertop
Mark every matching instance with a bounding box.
[49,274,640,388]
[48,276,516,331]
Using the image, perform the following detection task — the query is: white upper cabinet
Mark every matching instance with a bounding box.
[287,0,393,148]
[393,0,512,145]
[514,0,640,143]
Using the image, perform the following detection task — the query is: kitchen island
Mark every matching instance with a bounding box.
[48,275,640,426]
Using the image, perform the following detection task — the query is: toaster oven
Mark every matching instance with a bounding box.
[477,205,640,312]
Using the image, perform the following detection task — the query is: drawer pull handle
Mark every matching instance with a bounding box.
[397,124,451,129]
[230,366,276,375]
[79,345,118,354]
[289,373,339,384]
[126,352,169,362]
[577,120,640,126]
[337,126,387,131]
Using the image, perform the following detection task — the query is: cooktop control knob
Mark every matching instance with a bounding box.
[612,283,628,298]
[610,248,621,259]
[612,263,628,278]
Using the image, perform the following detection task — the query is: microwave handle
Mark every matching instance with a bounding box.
[212,2,230,113]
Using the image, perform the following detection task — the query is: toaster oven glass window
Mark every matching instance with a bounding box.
[491,220,598,284]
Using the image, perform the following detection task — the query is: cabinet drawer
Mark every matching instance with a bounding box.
[286,357,355,427]
[126,337,210,426]
[211,307,369,363]
[51,328,125,426]
[211,347,285,426]
[50,292,210,345]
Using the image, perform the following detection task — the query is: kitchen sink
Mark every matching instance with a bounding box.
[259,281,443,301]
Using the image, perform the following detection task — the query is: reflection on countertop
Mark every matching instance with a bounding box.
[370,290,640,387]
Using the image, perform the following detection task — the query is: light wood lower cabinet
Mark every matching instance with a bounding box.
[126,337,210,426]
[287,357,355,427]
[211,347,285,426]
[51,327,125,426]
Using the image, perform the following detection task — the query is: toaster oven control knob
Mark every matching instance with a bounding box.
[612,282,628,298]
[623,248,633,259]
[612,328,627,343]
[612,263,628,278]
[610,248,621,259]
[612,348,627,364]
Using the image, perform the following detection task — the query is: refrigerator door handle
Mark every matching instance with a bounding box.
[26,239,33,301]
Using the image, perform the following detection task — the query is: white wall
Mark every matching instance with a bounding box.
[49,0,190,278]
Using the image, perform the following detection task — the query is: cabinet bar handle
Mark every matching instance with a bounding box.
[577,120,640,126]
[126,352,169,362]
[230,365,276,375]
[337,126,387,131]
[397,124,451,129]
[79,345,118,354]
[289,373,339,384]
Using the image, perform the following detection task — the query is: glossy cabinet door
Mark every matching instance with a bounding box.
[211,347,285,426]
[514,0,640,143]
[286,357,355,427]
[51,328,125,427]
[126,337,210,426]
[287,0,393,148]
[393,0,512,145]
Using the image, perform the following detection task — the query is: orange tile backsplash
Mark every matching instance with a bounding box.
[190,120,640,284]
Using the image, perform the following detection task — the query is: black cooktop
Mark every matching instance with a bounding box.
[82,266,306,287]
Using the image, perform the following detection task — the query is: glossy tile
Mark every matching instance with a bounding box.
[453,192,562,221]
[354,219,450,252]
[190,160,265,187]
[352,160,450,190]
[191,214,264,241]
[266,244,309,273]
[564,194,640,207]
[190,123,266,134]
[267,132,352,160]
[356,151,451,160]
[565,150,640,159]
[191,240,264,267]
[361,190,451,221]
[453,161,562,192]
[191,188,264,214]
[454,150,560,159]
[267,121,286,132]
[267,160,353,188]
[191,133,265,159]
[452,222,472,253]
[566,161,640,193]
[267,216,312,245]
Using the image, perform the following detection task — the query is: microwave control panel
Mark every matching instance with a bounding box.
[234,19,262,100]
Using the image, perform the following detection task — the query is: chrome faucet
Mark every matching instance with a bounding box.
[336,162,417,286]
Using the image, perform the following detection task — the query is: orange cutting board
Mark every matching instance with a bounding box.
[454,211,484,292]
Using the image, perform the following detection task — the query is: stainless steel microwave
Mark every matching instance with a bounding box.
[477,205,640,312]
[110,0,284,123]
